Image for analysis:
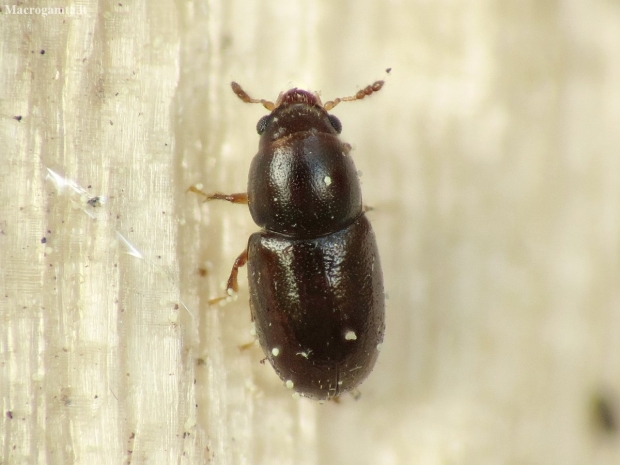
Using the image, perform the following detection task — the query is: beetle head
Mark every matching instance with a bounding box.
[231,78,386,113]
[276,88,323,109]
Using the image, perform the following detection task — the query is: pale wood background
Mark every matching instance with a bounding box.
[1,1,619,464]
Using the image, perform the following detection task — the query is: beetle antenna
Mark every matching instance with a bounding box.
[231,82,276,111]
[323,68,391,111]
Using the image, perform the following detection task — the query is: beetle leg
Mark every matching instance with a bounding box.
[208,192,248,204]
[187,186,248,204]
[208,248,249,305]
[225,248,249,293]
[238,340,255,351]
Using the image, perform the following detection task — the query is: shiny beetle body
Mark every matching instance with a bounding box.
[204,80,386,400]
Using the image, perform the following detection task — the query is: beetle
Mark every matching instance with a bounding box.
[191,79,386,400]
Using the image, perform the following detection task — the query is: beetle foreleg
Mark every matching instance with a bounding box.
[208,192,248,204]
[187,186,248,204]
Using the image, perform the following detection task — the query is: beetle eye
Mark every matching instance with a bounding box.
[328,114,342,134]
[256,115,270,134]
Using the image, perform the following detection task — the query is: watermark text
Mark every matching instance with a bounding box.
[3,5,87,16]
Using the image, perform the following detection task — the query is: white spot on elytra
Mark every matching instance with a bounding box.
[376,343,383,352]
[345,330,357,341]
[324,175,332,186]
[285,380,294,389]
[271,348,280,357]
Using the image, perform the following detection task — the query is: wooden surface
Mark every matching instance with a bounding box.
[1,1,620,464]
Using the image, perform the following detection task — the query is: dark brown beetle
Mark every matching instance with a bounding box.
[192,79,386,400]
